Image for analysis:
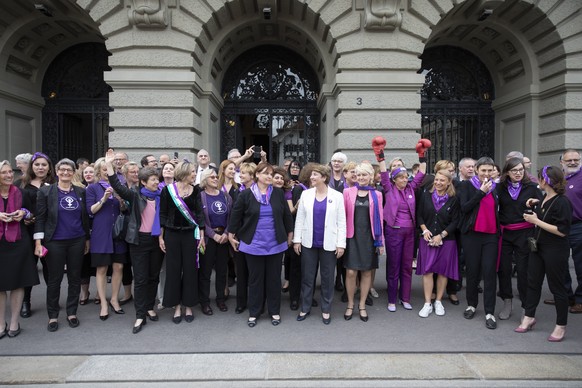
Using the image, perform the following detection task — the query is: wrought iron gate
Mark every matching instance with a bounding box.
[418,46,495,167]
[221,46,320,165]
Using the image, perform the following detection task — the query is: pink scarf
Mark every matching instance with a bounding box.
[0,185,22,242]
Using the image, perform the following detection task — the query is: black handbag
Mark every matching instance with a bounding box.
[528,197,557,253]
[112,210,129,240]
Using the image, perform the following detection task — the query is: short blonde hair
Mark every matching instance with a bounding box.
[199,168,218,189]
[93,157,107,180]
[174,161,195,182]
[355,163,374,185]
[239,162,256,176]
[343,161,357,173]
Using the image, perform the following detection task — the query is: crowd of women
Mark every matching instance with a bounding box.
[0,138,573,342]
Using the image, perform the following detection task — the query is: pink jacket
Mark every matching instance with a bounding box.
[343,186,384,246]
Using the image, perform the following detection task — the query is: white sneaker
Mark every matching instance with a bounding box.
[434,300,445,316]
[370,288,379,298]
[418,303,433,318]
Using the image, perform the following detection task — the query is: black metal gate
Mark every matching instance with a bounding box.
[418,46,495,167]
[41,43,112,162]
[221,46,320,165]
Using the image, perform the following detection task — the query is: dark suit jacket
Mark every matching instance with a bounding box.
[228,187,293,245]
[33,184,90,242]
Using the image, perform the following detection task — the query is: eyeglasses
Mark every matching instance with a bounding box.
[198,155,209,158]
[562,159,581,164]
[509,168,525,174]
[331,160,344,163]
[58,168,74,174]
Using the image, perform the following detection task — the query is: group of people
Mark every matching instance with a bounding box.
[0,141,579,343]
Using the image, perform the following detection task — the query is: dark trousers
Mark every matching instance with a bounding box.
[498,228,532,306]
[566,222,582,303]
[288,247,302,304]
[245,252,282,317]
[122,254,133,286]
[130,233,164,319]
[162,229,198,307]
[235,250,248,309]
[462,232,498,315]
[525,243,569,325]
[301,247,335,313]
[45,237,85,319]
[198,238,228,305]
[24,255,48,303]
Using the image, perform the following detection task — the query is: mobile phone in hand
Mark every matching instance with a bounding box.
[253,146,261,159]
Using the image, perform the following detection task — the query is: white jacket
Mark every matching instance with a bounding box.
[293,187,346,251]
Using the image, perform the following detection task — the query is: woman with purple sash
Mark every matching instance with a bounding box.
[416,169,459,318]
[228,162,293,327]
[496,157,543,321]
[159,161,205,324]
[0,160,39,338]
[86,157,129,319]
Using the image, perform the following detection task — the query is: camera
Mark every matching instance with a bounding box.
[263,7,271,20]
[253,146,261,159]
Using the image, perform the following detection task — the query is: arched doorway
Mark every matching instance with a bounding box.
[41,42,112,162]
[221,46,320,165]
[418,46,495,167]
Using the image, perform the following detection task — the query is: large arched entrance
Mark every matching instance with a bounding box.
[41,42,111,162]
[418,46,495,167]
[220,46,320,165]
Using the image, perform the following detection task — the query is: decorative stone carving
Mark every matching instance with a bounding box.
[6,56,34,79]
[502,60,524,82]
[128,0,168,28]
[15,37,30,51]
[470,37,485,48]
[364,0,403,31]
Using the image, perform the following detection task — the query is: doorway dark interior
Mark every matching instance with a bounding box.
[418,46,495,167]
[221,45,320,166]
[41,42,112,162]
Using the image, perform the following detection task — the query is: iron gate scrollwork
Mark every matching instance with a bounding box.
[221,46,320,165]
[418,46,494,167]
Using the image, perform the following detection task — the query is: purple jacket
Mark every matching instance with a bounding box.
[381,170,424,227]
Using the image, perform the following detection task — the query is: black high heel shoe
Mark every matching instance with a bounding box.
[359,306,368,322]
[344,306,354,321]
[109,302,125,315]
[132,318,147,334]
[0,322,7,339]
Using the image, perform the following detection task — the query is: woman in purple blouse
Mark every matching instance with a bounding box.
[86,157,128,320]
[228,162,293,327]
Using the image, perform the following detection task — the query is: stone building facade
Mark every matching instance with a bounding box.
[1,0,581,170]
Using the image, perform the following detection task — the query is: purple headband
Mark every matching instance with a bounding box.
[391,167,408,180]
[542,166,552,187]
[31,152,50,162]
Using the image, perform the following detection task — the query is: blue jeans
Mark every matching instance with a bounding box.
[566,222,582,304]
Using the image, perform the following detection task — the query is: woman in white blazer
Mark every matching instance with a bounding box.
[293,164,346,325]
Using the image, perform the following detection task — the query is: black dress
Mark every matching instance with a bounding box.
[0,192,40,291]
[344,193,378,271]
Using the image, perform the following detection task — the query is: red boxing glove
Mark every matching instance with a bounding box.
[416,139,431,160]
[372,136,387,162]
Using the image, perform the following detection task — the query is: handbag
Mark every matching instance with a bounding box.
[112,210,130,240]
[528,197,557,253]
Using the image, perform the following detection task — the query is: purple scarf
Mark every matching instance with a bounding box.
[0,185,22,242]
[99,180,114,199]
[507,181,522,201]
[470,175,496,193]
[356,184,383,247]
[140,187,162,236]
[250,183,273,205]
[432,190,449,211]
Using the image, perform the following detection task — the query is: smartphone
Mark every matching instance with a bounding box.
[253,145,261,159]
[524,209,534,215]
[40,246,48,258]
[174,151,179,159]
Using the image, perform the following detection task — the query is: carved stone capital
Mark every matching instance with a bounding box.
[364,0,403,31]
[128,0,168,28]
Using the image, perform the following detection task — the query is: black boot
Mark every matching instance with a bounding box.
[20,301,31,318]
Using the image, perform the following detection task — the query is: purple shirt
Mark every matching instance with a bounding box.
[312,197,327,248]
[206,191,228,228]
[566,169,582,222]
[52,189,85,240]
[395,191,414,228]
[86,183,127,254]
[240,203,287,255]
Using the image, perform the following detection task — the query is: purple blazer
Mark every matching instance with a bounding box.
[380,170,424,227]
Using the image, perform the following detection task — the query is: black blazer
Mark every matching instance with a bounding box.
[458,180,499,234]
[228,187,293,245]
[34,184,90,242]
[416,190,459,240]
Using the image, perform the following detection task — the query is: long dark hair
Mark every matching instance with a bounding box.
[499,157,531,188]
[19,152,56,188]
[286,159,302,181]
[539,165,566,195]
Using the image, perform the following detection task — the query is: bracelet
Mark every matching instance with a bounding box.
[440,232,446,239]
[422,230,430,235]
